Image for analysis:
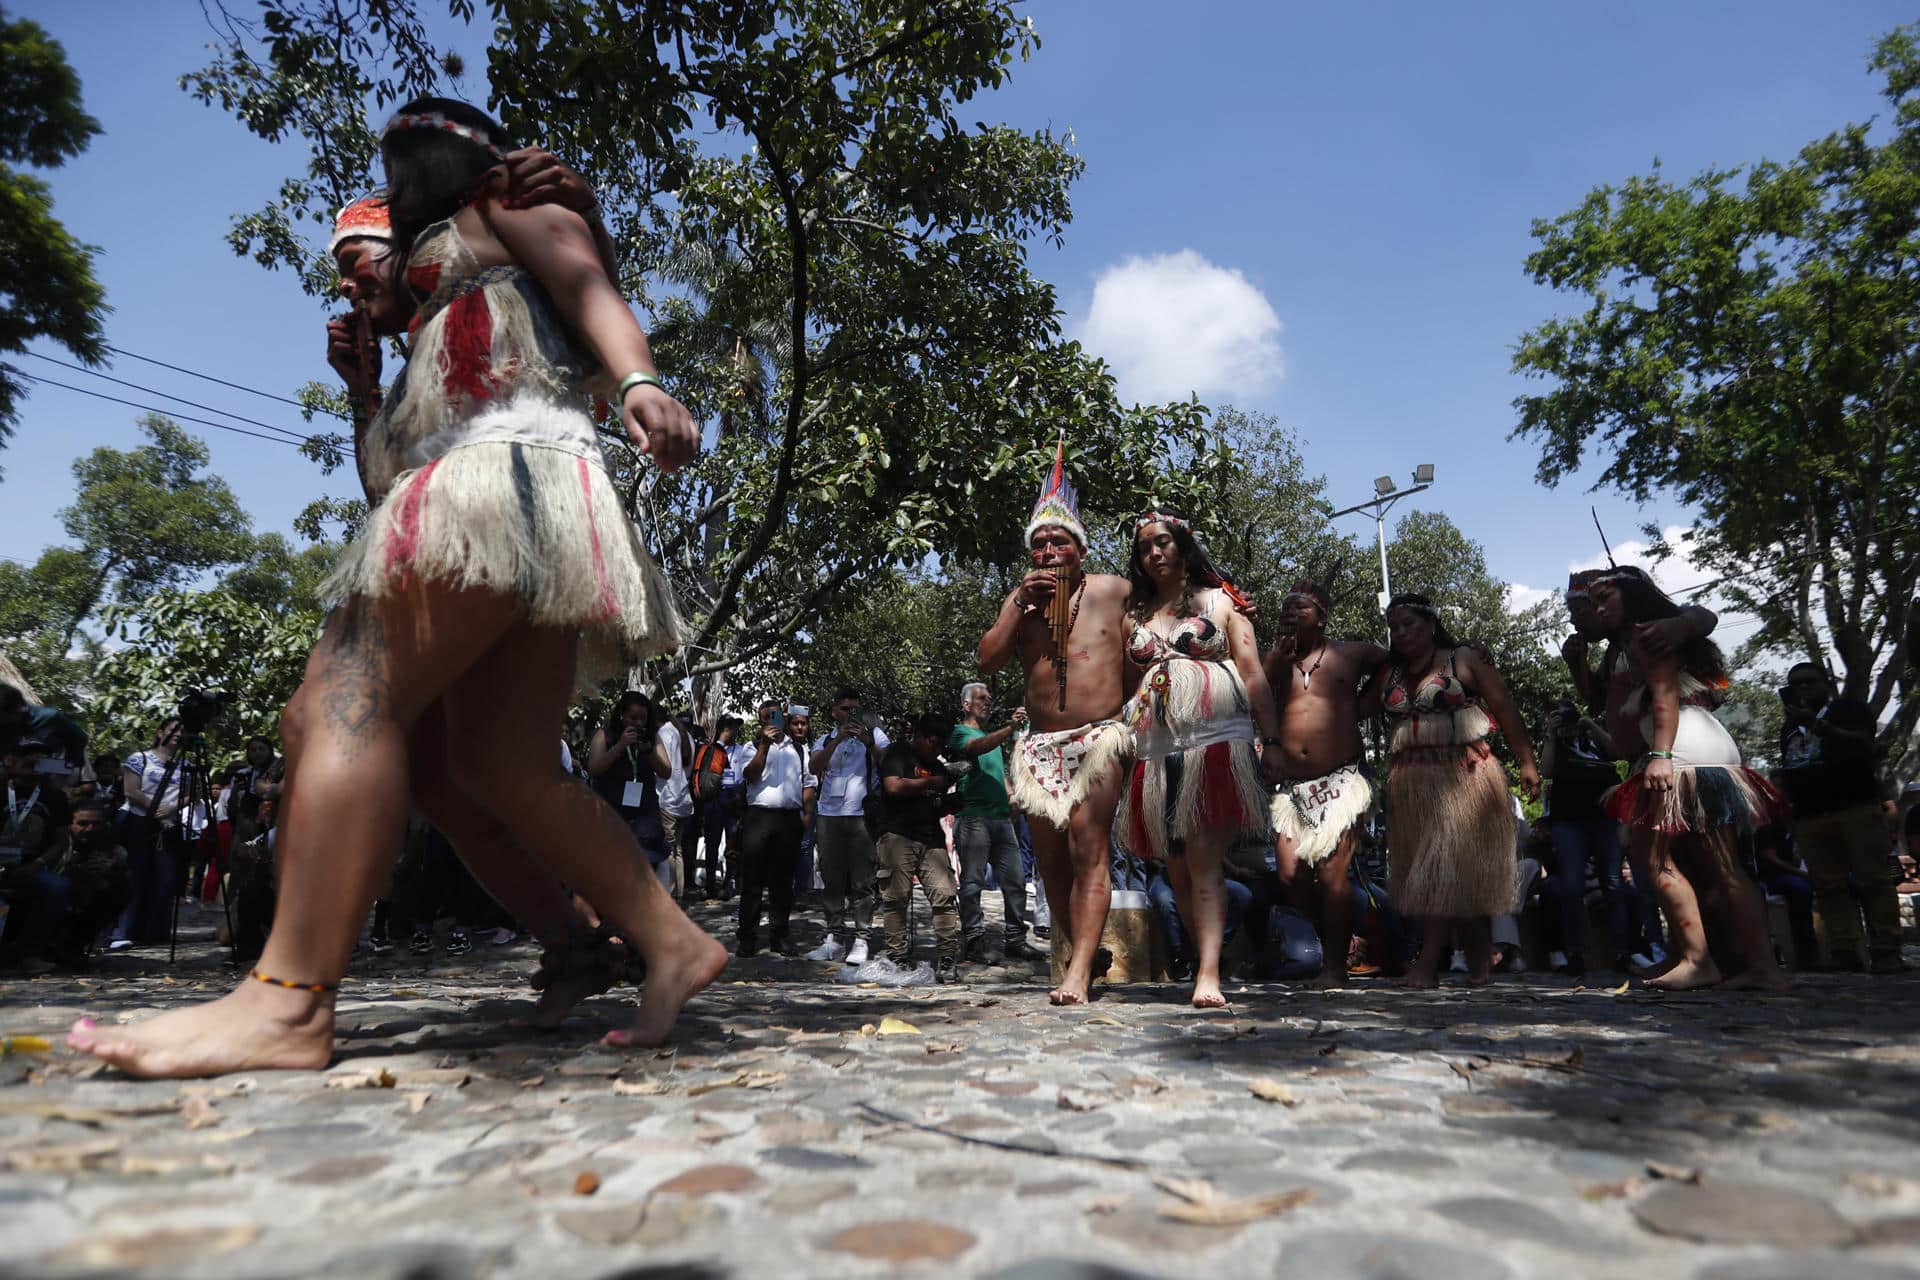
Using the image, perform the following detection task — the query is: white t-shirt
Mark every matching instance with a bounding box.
[657,722,694,817]
[810,727,891,817]
[120,750,188,820]
[723,743,752,788]
[746,738,814,810]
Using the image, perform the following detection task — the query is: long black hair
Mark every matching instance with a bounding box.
[1599,567,1728,686]
[1126,511,1221,620]
[381,96,513,255]
[1384,592,1460,663]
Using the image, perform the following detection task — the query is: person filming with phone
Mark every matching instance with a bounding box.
[807,689,889,964]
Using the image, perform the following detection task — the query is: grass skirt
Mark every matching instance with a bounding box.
[1008,720,1133,831]
[1604,765,1788,836]
[324,420,681,683]
[1385,738,1514,917]
[1120,738,1270,861]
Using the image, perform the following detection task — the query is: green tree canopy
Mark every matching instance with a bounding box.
[1512,23,1920,778]
[0,8,108,466]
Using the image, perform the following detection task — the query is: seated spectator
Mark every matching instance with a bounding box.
[90,753,124,810]
[5,742,127,972]
[1753,822,1817,969]
[876,712,964,982]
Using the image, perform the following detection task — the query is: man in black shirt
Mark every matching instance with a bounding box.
[1776,663,1903,973]
[877,713,963,983]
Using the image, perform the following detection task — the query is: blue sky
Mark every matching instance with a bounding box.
[7,0,1914,648]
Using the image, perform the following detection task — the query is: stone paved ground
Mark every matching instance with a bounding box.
[3,899,1919,1280]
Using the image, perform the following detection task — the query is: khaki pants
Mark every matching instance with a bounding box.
[816,814,877,936]
[877,833,959,962]
[1796,802,1901,965]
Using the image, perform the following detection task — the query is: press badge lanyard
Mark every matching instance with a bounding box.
[5,782,41,832]
[622,745,648,808]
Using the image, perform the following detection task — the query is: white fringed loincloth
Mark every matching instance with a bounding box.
[323,393,681,683]
[1272,761,1373,866]
[1008,719,1134,830]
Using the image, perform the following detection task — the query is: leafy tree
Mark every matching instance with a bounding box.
[1717,673,1788,774]
[1512,24,1920,781]
[89,589,320,759]
[186,0,1212,708]
[220,532,337,615]
[0,545,100,708]
[0,8,108,468]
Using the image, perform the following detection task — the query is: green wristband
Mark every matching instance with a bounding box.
[617,372,665,400]
[1646,750,1674,760]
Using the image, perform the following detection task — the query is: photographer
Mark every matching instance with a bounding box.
[877,712,965,983]
[586,692,672,887]
[949,683,1038,963]
[1776,663,1903,973]
[807,688,889,965]
[108,718,190,950]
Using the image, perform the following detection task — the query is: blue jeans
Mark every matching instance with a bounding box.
[1550,814,1656,961]
[954,816,1026,942]
[1146,869,1251,965]
[111,814,177,945]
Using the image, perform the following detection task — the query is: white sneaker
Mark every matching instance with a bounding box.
[846,937,870,966]
[107,939,133,951]
[1628,951,1658,970]
[1448,950,1468,973]
[806,934,845,962]
[1549,950,1570,971]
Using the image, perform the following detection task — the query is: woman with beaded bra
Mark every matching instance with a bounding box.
[1119,511,1286,1008]
[1589,568,1787,991]
[1362,594,1540,988]
[69,98,728,1078]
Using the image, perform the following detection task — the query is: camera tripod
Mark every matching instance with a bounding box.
[154,730,237,965]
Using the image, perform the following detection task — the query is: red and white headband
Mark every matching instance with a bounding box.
[378,111,505,161]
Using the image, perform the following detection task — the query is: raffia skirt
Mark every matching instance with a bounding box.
[1385,738,1514,917]
[323,394,681,683]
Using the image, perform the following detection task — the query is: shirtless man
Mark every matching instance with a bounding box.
[978,451,1134,1006]
[1263,577,1385,987]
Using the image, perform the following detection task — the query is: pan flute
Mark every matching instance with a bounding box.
[1048,567,1071,711]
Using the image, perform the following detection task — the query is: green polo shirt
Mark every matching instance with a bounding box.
[947,724,1011,819]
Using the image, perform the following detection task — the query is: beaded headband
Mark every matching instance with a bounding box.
[1133,509,1190,533]
[378,111,505,161]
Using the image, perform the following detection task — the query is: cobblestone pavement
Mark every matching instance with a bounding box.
[4,899,1919,1279]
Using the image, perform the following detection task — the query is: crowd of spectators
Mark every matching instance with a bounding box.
[4,673,1917,985]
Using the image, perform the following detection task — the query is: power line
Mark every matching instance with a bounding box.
[24,351,323,447]
[19,372,347,453]
[105,344,351,421]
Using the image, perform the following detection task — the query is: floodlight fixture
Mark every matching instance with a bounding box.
[1373,475,1395,496]
[1413,463,1435,484]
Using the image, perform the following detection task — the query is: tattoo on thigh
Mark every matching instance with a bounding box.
[320,600,390,755]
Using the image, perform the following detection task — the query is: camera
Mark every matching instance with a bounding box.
[178,689,233,735]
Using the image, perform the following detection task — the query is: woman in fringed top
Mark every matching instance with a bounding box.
[69,97,728,1078]
[1363,594,1540,988]
[1119,512,1286,1008]
[1590,568,1788,991]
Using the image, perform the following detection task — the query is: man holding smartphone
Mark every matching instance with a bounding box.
[808,689,889,965]
[738,704,814,957]
[1776,663,1903,973]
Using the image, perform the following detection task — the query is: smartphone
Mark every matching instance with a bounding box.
[769,709,786,732]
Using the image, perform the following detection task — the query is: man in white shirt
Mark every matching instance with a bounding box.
[807,688,889,964]
[656,710,696,899]
[737,706,814,957]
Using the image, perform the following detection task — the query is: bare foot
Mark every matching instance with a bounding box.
[1308,969,1348,989]
[1049,979,1090,1006]
[1631,954,1679,981]
[1716,968,1790,992]
[1645,955,1724,990]
[66,981,334,1079]
[603,930,728,1049]
[1395,968,1440,990]
[1191,982,1228,1009]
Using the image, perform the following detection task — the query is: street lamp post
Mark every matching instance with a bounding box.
[1328,464,1436,612]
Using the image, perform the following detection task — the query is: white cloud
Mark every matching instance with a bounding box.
[1505,583,1555,613]
[1077,250,1282,404]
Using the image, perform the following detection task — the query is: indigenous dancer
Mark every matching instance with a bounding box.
[978,446,1134,1006]
[1591,568,1787,990]
[1565,567,1722,981]
[1364,594,1540,988]
[1264,574,1386,987]
[1119,511,1285,1007]
[69,97,725,1078]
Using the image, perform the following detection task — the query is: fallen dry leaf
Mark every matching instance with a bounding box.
[1160,1188,1314,1226]
[1084,1015,1126,1027]
[924,1041,962,1055]
[1056,1090,1103,1112]
[685,1070,787,1098]
[1247,1079,1299,1107]
[1645,1161,1703,1184]
[1445,1060,1475,1087]
[1152,1175,1219,1205]
[1316,1042,1338,1057]
[181,1096,221,1130]
[858,1023,878,1037]
[1605,981,1631,995]
[1582,1177,1648,1201]
[404,1092,431,1115]
[876,1016,920,1036]
[573,1171,602,1196]
[612,1077,672,1097]
[1084,1193,1128,1215]
[324,1068,397,1090]
[518,1076,546,1088]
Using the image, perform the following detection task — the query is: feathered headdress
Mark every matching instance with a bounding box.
[330,193,393,255]
[1025,437,1086,549]
[1565,567,1604,603]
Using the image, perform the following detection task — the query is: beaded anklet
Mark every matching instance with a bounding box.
[249,968,338,995]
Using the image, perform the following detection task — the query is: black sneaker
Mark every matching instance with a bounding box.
[737,938,760,958]
[369,938,394,957]
[407,928,434,956]
[1003,937,1043,962]
[444,928,473,957]
[936,956,961,984]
